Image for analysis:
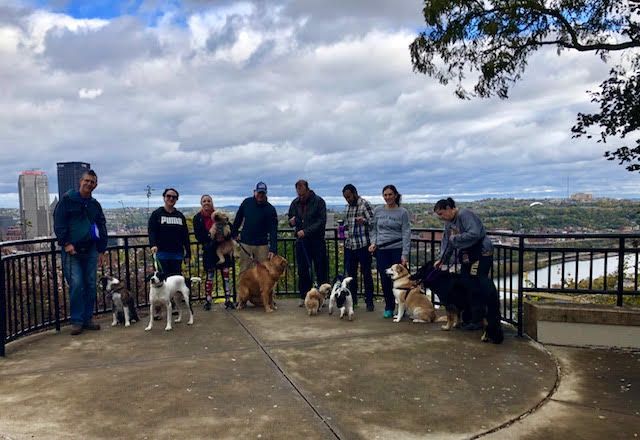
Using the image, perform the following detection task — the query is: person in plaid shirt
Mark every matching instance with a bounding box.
[342,184,375,311]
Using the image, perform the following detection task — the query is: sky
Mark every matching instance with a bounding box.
[1,0,639,208]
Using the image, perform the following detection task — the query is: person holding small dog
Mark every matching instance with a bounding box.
[288,179,328,307]
[148,188,191,276]
[368,185,411,319]
[231,181,278,274]
[53,169,108,335]
[434,197,494,330]
[342,184,375,311]
[193,194,235,310]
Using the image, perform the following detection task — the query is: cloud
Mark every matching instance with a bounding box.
[0,0,638,209]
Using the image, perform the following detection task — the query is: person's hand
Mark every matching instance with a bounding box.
[289,216,296,227]
[296,230,305,239]
[434,259,443,269]
[368,244,376,253]
[150,246,158,255]
[355,216,365,225]
[267,252,275,260]
[64,243,76,255]
[98,252,107,266]
[401,256,408,267]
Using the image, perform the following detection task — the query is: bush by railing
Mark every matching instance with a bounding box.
[2,229,639,356]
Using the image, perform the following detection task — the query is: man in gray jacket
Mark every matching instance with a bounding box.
[288,179,327,306]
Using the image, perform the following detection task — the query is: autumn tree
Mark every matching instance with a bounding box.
[410,1,640,170]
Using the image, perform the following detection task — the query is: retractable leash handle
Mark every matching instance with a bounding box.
[152,253,163,272]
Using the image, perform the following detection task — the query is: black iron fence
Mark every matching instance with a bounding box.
[2,230,639,356]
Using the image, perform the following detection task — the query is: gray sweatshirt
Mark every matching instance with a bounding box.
[439,208,493,263]
[370,206,411,258]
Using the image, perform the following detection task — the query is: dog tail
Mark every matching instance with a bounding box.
[341,277,353,289]
[190,277,202,283]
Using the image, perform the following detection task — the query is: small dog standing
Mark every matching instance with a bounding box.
[328,276,354,321]
[145,271,200,331]
[304,283,332,316]
[100,275,139,327]
[209,211,235,265]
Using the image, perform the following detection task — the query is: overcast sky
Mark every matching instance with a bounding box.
[1,0,638,208]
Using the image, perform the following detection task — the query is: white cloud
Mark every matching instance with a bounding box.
[78,88,103,99]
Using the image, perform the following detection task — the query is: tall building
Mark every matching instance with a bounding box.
[18,170,51,239]
[57,161,90,199]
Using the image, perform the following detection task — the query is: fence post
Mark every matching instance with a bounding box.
[1,251,6,357]
[51,240,61,332]
[517,236,524,337]
[617,237,625,307]
[124,237,131,292]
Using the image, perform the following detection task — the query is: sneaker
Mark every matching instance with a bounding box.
[70,325,83,335]
[383,310,393,319]
[225,300,236,310]
[203,301,212,311]
[366,304,375,312]
[461,322,483,331]
[82,322,101,331]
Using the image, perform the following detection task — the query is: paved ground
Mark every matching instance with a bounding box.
[0,299,638,440]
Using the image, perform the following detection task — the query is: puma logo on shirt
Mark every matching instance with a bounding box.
[161,216,184,225]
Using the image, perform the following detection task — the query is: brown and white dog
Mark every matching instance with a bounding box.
[304,283,332,316]
[209,211,235,265]
[236,255,288,312]
[100,275,139,327]
[385,264,437,323]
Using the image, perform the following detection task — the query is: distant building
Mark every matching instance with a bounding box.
[18,170,51,239]
[570,192,593,202]
[56,161,90,199]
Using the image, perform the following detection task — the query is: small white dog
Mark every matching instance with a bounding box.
[328,276,354,321]
[145,271,201,331]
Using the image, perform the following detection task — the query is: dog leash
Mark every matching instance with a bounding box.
[297,238,317,288]
[152,253,163,272]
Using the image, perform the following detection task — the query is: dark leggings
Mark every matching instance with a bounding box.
[375,248,402,312]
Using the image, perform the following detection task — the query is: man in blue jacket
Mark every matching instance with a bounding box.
[231,181,278,274]
[54,170,108,335]
[288,179,327,306]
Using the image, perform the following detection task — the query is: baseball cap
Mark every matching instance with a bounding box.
[255,181,267,193]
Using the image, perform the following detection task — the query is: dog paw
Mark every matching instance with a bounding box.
[187,319,193,325]
[440,325,451,331]
[164,326,172,331]
[174,318,182,323]
[393,318,401,323]
[125,322,130,327]
[111,322,117,327]
[144,326,152,331]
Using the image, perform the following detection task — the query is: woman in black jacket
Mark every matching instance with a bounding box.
[193,194,234,310]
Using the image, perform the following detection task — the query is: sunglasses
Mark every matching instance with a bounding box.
[165,194,178,200]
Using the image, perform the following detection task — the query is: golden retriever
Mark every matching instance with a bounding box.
[304,283,332,316]
[385,264,436,323]
[236,255,287,312]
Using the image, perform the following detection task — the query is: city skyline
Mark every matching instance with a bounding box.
[1,0,639,209]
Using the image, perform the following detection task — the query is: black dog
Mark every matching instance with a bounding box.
[411,261,504,344]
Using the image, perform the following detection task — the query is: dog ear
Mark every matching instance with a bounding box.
[145,274,153,283]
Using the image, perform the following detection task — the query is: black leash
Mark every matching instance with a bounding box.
[237,241,258,264]
[297,238,317,288]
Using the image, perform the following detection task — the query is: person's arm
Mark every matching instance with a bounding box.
[362,199,374,225]
[304,197,327,236]
[181,213,191,260]
[451,210,484,249]
[193,213,211,244]
[148,209,158,248]
[268,205,278,254]
[231,200,245,238]
[95,201,108,253]
[401,209,411,262]
[368,208,378,252]
[53,196,69,247]
[287,201,297,228]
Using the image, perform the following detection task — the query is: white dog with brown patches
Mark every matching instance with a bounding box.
[145,271,201,331]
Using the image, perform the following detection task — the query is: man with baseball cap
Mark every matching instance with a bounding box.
[232,181,278,273]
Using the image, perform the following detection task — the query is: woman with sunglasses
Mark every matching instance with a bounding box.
[148,188,191,277]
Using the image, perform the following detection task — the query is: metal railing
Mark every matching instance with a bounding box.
[2,229,639,356]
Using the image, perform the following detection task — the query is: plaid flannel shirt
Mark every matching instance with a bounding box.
[344,197,374,250]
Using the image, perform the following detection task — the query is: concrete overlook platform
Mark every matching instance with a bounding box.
[1,299,638,440]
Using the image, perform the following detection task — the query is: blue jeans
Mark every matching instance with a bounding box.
[344,247,374,305]
[375,248,402,312]
[61,247,99,326]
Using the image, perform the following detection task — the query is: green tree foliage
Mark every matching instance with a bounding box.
[409,0,640,170]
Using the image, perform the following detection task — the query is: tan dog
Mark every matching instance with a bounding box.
[385,264,437,323]
[237,255,288,312]
[209,211,235,264]
[304,283,332,316]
